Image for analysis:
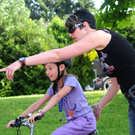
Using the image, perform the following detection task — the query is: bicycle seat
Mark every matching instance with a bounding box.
[87,129,98,135]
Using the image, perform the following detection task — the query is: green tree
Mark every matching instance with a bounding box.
[0,0,98,97]
[24,0,43,20]
[96,0,135,29]
[25,0,75,20]
[94,0,135,48]
[69,50,98,89]
[25,0,96,21]
[117,15,135,48]
[0,0,59,97]
[47,16,73,46]
[76,0,96,11]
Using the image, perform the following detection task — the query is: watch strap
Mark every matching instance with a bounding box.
[39,110,45,117]
[19,57,26,66]
[20,61,26,66]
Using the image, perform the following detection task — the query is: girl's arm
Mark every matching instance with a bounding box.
[0,30,111,81]
[19,93,52,118]
[28,85,73,123]
[42,86,73,113]
[91,77,120,121]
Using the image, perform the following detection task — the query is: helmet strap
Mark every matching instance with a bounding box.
[52,64,64,95]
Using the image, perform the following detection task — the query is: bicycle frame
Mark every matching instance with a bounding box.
[20,117,35,135]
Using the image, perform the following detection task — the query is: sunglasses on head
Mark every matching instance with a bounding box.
[68,23,83,34]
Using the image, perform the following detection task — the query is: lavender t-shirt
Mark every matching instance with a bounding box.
[47,76,95,122]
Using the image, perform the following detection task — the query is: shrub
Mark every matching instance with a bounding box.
[0,0,98,96]
[69,50,98,89]
[0,0,58,97]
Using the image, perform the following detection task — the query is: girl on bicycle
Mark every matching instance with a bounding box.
[7,59,96,135]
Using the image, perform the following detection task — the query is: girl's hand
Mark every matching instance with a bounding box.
[28,113,42,124]
[91,103,102,121]
[0,61,21,81]
[7,120,15,129]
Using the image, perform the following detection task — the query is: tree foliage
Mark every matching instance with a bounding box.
[96,0,135,29]
[95,0,135,48]
[24,0,96,21]
[47,16,73,46]
[69,50,98,89]
[117,16,135,48]
[0,0,96,97]
[77,0,96,11]
[0,0,59,97]
[1,0,135,97]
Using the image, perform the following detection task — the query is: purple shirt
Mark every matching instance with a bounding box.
[47,76,95,122]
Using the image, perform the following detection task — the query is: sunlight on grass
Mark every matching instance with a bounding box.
[0,94,44,99]
[0,90,129,135]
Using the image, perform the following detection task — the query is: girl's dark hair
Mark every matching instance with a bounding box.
[65,9,96,29]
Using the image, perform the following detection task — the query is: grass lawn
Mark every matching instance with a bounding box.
[0,90,129,135]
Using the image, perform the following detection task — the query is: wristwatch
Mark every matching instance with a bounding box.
[19,57,26,66]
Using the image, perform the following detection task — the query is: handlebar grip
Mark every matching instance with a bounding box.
[34,116,42,121]
[10,116,42,127]
[10,124,14,127]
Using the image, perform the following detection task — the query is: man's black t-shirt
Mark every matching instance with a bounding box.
[96,29,135,94]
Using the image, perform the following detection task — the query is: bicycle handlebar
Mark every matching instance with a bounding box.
[10,116,42,127]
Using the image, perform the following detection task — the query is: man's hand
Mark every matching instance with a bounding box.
[0,61,21,81]
[91,103,102,121]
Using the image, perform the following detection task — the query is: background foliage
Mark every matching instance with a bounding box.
[24,0,96,21]
[95,0,135,47]
[96,0,135,29]
[0,0,59,97]
[0,0,135,97]
[0,0,96,97]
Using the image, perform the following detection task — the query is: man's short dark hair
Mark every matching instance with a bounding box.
[73,9,96,29]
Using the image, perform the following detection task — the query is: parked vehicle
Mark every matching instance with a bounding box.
[85,59,112,91]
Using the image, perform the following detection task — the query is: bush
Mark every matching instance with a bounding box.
[0,0,98,97]
[47,16,73,47]
[69,50,98,89]
[0,0,58,97]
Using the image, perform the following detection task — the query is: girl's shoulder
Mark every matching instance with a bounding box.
[65,75,83,92]
[65,76,78,86]
[66,75,77,81]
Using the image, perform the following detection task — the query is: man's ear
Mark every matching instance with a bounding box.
[83,22,90,29]
[59,64,65,72]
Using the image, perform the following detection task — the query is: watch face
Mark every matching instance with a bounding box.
[19,57,25,66]
[19,57,25,62]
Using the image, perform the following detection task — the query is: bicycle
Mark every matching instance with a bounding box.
[10,113,42,135]
[10,113,98,135]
